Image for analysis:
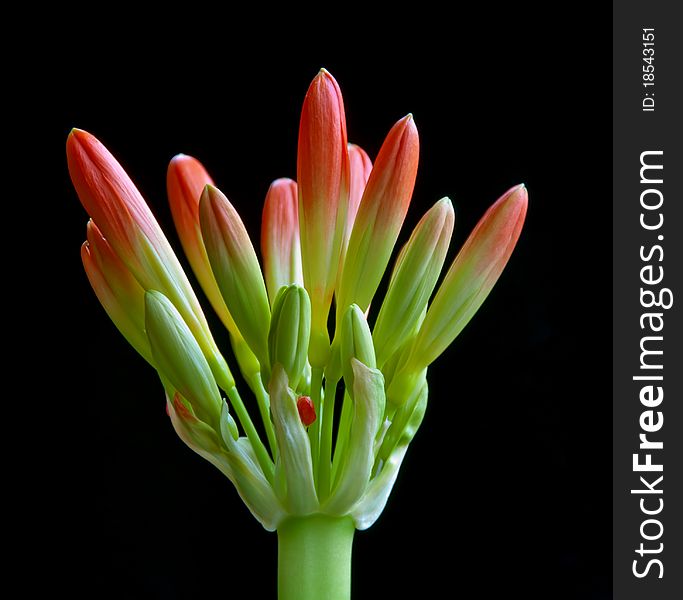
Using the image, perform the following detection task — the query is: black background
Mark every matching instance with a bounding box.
[34,7,610,599]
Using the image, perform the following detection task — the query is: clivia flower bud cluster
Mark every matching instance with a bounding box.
[69,68,527,597]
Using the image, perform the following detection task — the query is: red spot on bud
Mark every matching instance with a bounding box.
[172,392,197,422]
[297,395,316,427]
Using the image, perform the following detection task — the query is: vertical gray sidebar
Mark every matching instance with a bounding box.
[614,2,682,599]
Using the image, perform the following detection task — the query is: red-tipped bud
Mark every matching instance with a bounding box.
[167,154,237,334]
[297,68,350,365]
[344,143,373,251]
[410,184,528,370]
[336,115,419,317]
[261,178,303,303]
[200,185,271,365]
[68,129,233,389]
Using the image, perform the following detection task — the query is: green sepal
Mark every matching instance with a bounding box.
[324,359,384,515]
[350,377,426,530]
[167,393,284,531]
[269,364,319,514]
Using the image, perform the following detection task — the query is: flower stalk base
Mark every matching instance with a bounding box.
[277,514,355,600]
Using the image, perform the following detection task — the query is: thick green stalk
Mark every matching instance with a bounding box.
[277,514,354,600]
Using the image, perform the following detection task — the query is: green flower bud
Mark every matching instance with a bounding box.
[81,220,153,366]
[373,197,454,367]
[339,304,376,394]
[335,115,419,318]
[199,184,271,366]
[407,184,527,371]
[144,290,223,427]
[381,305,426,395]
[264,285,311,390]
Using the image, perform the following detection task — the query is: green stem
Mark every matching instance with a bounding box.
[225,386,274,483]
[332,391,353,486]
[249,373,278,460]
[318,375,339,500]
[308,367,324,481]
[277,514,354,600]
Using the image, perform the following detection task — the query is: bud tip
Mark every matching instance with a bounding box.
[296,395,316,427]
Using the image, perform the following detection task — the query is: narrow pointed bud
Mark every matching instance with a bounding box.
[340,304,376,393]
[81,220,153,365]
[297,69,350,366]
[336,115,419,317]
[409,184,528,370]
[342,144,373,256]
[67,129,232,388]
[265,285,311,390]
[199,184,271,366]
[373,197,455,367]
[67,129,167,269]
[167,155,239,334]
[261,178,303,304]
[296,395,316,427]
[168,155,261,379]
[145,290,225,426]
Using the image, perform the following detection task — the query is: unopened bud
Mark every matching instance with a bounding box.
[340,304,376,393]
[144,290,223,427]
[264,284,311,389]
[296,395,316,427]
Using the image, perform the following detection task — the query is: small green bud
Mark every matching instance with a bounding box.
[263,285,311,389]
[339,304,376,393]
[144,290,222,427]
